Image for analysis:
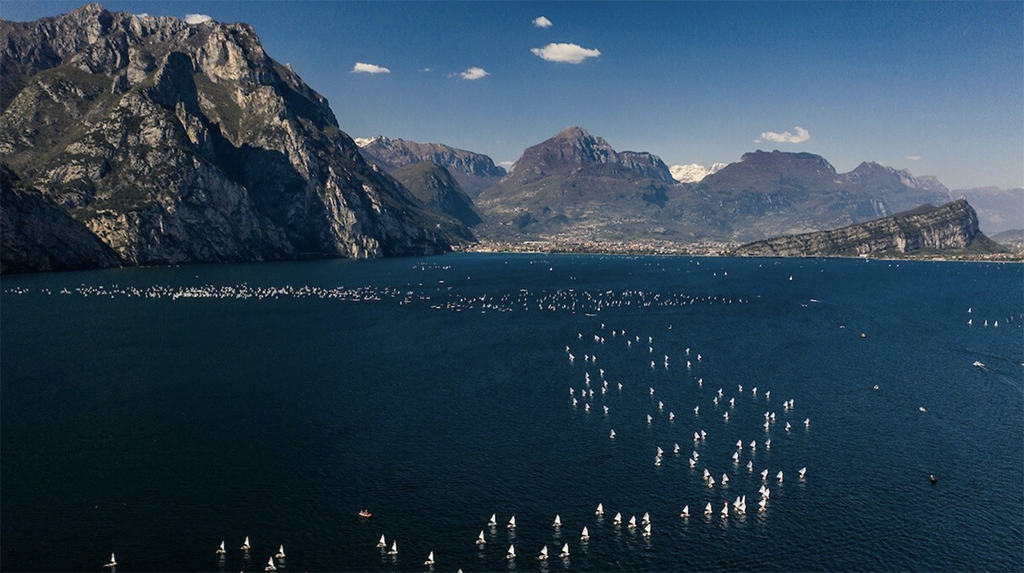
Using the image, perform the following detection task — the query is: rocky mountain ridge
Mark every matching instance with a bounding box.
[732,199,1003,257]
[355,136,506,197]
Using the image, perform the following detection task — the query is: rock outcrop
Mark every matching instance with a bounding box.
[1,164,121,273]
[0,4,454,272]
[732,199,1003,257]
[356,136,506,197]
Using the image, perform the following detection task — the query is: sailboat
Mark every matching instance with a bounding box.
[377,535,387,548]
[777,470,784,482]
[476,530,487,545]
[704,502,713,515]
[507,515,516,529]
[104,553,117,568]
[388,541,398,555]
[612,512,622,525]
[505,544,516,560]
[488,513,498,527]
[595,503,604,516]
[580,526,590,541]
[241,536,252,551]
[641,512,650,525]
[275,545,285,559]
[538,545,549,560]
[609,429,616,439]
[265,557,277,571]
[627,515,637,528]
[424,551,434,566]
[799,467,807,479]
[552,514,562,528]
[642,523,651,537]
[680,505,690,518]
[559,543,570,558]
[216,541,226,555]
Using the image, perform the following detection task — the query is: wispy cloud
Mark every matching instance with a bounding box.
[499,160,515,168]
[531,43,601,64]
[761,126,810,143]
[905,155,921,161]
[352,62,391,74]
[533,16,553,28]
[184,13,211,24]
[419,68,433,73]
[460,67,489,80]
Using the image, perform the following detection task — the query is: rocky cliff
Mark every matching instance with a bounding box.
[1,164,121,273]
[356,136,505,197]
[732,199,1003,257]
[0,4,454,272]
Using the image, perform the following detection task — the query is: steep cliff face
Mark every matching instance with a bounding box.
[1,164,121,273]
[0,4,451,271]
[733,199,1003,257]
[356,136,506,197]
[390,162,482,227]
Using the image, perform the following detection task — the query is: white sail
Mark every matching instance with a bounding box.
[488,513,498,526]
[276,545,285,558]
[266,556,276,571]
[217,541,226,554]
[477,530,487,545]
[389,541,398,554]
[506,544,516,559]
[628,515,637,527]
[613,512,622,524]
[643,523,651,535]
[595,503,604,515]
[559,543,570,557]
[581,526,589,540]
[539,545,548,559]
[553,514,561,527]
[508,515,516,528]
[681,505,690,517]
[705,502,713,515]
[424,551,434,565]
[377,534,387,548]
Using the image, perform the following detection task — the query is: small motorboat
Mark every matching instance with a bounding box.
[358,510,373,518]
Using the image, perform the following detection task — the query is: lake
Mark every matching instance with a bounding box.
[2,254,1021,572]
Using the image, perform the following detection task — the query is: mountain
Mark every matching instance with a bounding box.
[990,229,1024,250]
[950,187,1024,234]
[356,136,506,197]
[733,199,1003,257]
[473,130,953,242]
[389,162,482,227]
[474,126,677,239]
[673,152,953,241]
[0,4,455,272]
[1,164,121,273]
[669,163,726,183]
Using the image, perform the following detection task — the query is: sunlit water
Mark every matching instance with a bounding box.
[2,254,1021,572]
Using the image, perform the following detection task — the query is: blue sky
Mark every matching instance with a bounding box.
[6,1,1023,189]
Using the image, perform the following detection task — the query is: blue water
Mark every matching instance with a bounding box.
[2,254,1021,572]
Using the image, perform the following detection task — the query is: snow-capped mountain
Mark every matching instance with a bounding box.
[669,163,727,183]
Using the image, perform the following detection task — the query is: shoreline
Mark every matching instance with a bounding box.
[462,241,1024,264]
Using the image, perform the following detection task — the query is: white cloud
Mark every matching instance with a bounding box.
[760,126,810,143]
[906,155,921,161]
[460,67,489,80]
[753,139,762,143]
[184,13,212,24]
[533,16,553,28]
[530,43,601,64]
[352,62,391,74]
[419,67,433,73]
[499,160,515,168]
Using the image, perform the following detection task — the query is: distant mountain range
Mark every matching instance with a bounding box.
[471,126,953,242]
[355,136,506,197]
[669,163,726,183]
[733,199,1003,258]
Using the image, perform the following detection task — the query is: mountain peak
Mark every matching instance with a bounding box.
[553,126,592,140]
